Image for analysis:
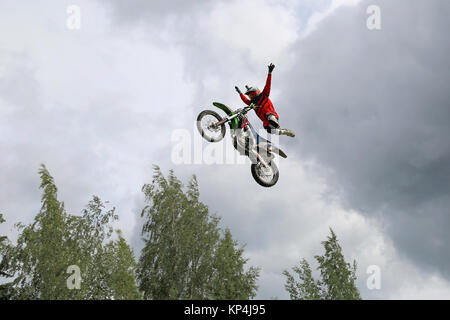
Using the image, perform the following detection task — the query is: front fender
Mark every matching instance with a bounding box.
[213,102,233,116]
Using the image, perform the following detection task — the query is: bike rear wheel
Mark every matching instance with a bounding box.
[251,161,279,187]
[196,110,226,142]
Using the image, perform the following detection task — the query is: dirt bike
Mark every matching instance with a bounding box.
[196,102,287,187]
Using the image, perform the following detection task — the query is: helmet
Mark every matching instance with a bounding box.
[245,85,260,96]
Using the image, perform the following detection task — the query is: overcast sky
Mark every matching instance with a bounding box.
[1,0,449,299]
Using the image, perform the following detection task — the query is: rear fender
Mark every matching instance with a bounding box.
[258,142,287,158]
[273,146,287,158]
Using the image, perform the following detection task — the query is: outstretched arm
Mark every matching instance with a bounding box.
[262,63,275,96]
[239,93,251,105]
[236,86,251,105]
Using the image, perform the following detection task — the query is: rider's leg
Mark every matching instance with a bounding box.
[234,126,256,158]
[265,114,295,137]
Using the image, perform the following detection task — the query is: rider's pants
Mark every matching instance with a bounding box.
[264,114,282,135]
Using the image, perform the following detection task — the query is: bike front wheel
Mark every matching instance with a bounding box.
[196,110,226,142]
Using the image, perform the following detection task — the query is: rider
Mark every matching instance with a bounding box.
[235,63,295,137]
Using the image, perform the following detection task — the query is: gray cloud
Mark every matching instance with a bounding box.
[101,0,220,35]
[280,0,450,276]
[2,0,450,299]
[101,0,450,277]
[87,0,450,296]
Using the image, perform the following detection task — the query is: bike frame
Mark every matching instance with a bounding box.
[211,102,286,167]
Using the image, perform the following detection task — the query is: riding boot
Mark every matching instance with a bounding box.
[266,128,295,137]
[279,128,295,137]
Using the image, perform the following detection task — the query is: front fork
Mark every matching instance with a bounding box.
[209,117,230,131]
[252,149,271,168]
[216,112,239,127]
[242,135,271,168]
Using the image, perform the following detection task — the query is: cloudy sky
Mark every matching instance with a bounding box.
[1,0,449,299]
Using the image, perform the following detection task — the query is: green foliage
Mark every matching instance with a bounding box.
[103,231,142,300]
[137,165,259,300]
[2,164,260,300]
[0,213,6,253]
[0,213,14,299]
[210,229,259,299]
[284,228,361,300]
[283,259,321,300]
[4,164,141,300]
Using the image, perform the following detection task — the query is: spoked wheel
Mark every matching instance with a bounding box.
[196,110,226,142]
[251,161,279,187]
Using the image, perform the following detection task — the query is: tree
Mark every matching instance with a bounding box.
[0,213,6,244]
[283,259,321,300]
[137,165,259,299]
[67,196,141,300]
[5,164,141,299]
[209,228,259,299]
[0,213,14,299]
[283,228,361,300]
[6,165,70,299]
[103,231,142,300]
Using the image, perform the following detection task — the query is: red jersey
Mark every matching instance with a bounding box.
[239,73,278,127]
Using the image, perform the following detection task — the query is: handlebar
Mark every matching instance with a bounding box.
[221,103,255,126]
[240,103,255,115]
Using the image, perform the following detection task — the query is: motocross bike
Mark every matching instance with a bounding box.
[196,102,287,187]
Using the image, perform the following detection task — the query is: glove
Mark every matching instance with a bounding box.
[268,63,275,73]
[235,86,241,94]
